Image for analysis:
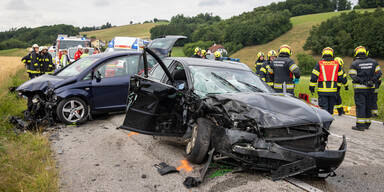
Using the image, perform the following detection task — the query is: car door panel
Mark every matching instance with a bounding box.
[121,75,184,136]
[91,76,130,111]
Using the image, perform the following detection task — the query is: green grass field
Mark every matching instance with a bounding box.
[171,47,186,57]
[295,76,384,121]
[81,22,167,42]
[0,69,58,192]
[0,48,29,57]
[232,9,378,68]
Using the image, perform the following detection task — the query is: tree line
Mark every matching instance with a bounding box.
[151,10,292,55]
[304,8,384,58]
[355,0,384,9]
[0,22,115,50]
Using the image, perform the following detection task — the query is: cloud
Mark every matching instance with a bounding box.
[198,0,226,7]
[6,0,30,10]
[94,0,110,7]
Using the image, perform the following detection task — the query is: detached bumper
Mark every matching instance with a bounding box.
[229,132,347,180]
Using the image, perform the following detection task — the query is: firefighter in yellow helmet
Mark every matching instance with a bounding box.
[214,51,222,61]
[260,50,277,87]
[349,46,382,131]
[271,45,300,94]
[254,52,266,76]
[21,44,40,79]
[201,49,207,59]
[310,47,346,117]
[192,47,202,58]
[334,57,349,116]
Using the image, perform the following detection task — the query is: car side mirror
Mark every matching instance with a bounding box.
[94,71,102,82]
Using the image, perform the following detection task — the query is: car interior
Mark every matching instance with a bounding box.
[171,64,188,89]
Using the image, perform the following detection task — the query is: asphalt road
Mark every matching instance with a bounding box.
[50,114,384,192]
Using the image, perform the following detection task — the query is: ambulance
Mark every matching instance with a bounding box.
[105,37,148,52]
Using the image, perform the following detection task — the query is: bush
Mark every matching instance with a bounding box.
[304,9,384,57]
[297,53,317,75]
[183,41,213,57]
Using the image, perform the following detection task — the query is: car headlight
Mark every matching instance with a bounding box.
[32,97,39,104]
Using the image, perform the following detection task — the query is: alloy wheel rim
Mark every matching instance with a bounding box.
[62,100,85,123]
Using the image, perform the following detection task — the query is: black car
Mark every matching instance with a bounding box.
[120,48,347,180]
[15,36,186,125]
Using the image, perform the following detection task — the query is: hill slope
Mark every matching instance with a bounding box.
[232,9,377,68]
[80,22,167,42]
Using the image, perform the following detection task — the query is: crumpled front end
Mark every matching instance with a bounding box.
[202,92,346,180]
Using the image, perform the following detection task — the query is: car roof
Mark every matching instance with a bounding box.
[169,57,252,71]
[88,50,141,59]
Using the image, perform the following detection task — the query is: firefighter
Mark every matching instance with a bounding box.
[214,51,222,61]
[21,44,40,79]
[334,57,349,116]
[39,46,55,74]
[74,45,83,61]
[201,49,207,59]
[272,45,300,94]
[191,47,202,58]
[349,46,382,131]
[254,52,265,76]
[309,47,346,116]
[260,50,277,87]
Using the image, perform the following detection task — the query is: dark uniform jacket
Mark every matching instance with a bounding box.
[271,55,300,91]
[22,51,40,73]
[191,54,201,58]
[39,52,55,74]
[254,59,265,76]
[349,57,382,93]
[259,60,274,86]
[310,58,346,96]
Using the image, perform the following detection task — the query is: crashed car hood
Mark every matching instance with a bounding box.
[204,92,333,128]
[16,74,75,93]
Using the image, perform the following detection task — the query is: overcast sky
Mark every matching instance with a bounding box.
[0,0,287,31]
[0,0,359,32]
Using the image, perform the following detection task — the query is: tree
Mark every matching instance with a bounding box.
[130,21,133,24]
[358,0,379,8]
[337,0,352,11]
[153,18,159,23]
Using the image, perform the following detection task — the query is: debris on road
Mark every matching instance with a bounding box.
[154,162,179,176]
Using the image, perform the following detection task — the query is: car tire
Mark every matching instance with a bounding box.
[56,97,89,125]
[185,118,212,164]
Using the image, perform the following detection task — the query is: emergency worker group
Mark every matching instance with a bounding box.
[192,44,382,131]
[22,44,96,79]
[253,44,381,131]
[22,44,55,79]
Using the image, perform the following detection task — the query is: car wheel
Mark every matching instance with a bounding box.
[56,97,89,125]
[185,118,212,164]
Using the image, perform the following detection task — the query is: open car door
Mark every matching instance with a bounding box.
[147,35,187,58]
[120,48,184,136]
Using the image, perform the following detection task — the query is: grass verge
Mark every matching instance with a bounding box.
[0,69,58,192]
[171,47,186,57]
[295,76,384,121]
[0,48,29,57]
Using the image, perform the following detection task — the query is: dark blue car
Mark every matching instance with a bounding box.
[16,36,186,125]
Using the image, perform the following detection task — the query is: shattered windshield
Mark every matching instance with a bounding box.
[190,66,272,97]
[56,57,99,77]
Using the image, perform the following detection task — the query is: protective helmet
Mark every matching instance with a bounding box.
[194,47,201,54]
[354,46,368,57]
[267,50,277,60]
[278,44,292,56]
[322,47,334,58]
[214,51,221,58]
[201,49,207,56]
[41,46,48,50]
[334,57,344,67]
[32,44,39,48]
[77,45,83,49]
[256,52,264,60]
